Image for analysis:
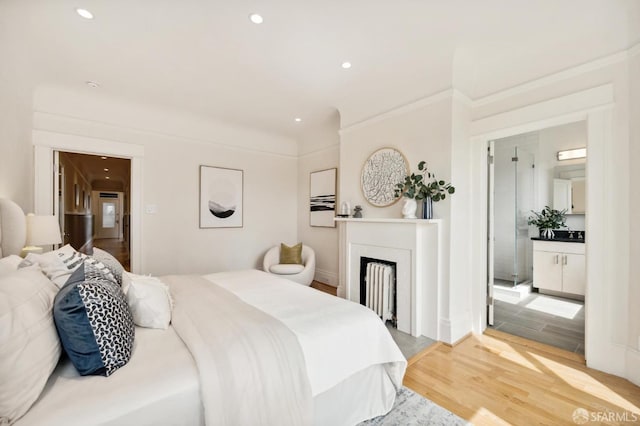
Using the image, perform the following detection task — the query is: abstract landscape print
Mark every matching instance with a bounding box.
[200,165,243,228]
[310,168,337,227]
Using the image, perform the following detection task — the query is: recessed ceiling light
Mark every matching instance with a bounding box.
[100,156,107,160]
[105,176,110,180]
[294,118,302,123]
[104,168,109,172]
[86,81,100,88]
[76,8,94,19]
[249,13,263,24]
[341,62,352,69]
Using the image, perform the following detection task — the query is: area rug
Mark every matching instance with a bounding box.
[357,387,469,426]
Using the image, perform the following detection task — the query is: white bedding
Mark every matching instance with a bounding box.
[165,273,313,426]
[15,327,203,426]
[204,270,407,396]
[14,270,406,426]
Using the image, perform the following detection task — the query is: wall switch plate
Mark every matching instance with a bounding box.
[145,204,158,214]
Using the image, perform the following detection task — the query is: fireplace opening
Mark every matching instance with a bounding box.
[359,257,397,327]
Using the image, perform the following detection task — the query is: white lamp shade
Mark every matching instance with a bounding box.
[26,214,62,246]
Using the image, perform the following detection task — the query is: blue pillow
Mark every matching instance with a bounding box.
[53,260,135,376]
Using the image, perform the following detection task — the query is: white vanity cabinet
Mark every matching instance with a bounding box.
[533,240,585,296]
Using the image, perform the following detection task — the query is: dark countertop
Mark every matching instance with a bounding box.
[531,237,585,243]
[531,230,585,243]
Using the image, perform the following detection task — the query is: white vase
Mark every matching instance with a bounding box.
[541,228,555,239]
[402,198,418,219]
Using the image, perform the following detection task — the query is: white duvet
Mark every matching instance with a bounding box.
[203,270,406,397]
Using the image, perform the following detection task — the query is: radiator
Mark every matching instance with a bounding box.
[365,263,395,322]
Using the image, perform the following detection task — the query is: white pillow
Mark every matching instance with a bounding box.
[20,245,116,289]
[0,268,61,424]
[125,273,172,330]
[0,255,23,277]
[20,253,70,288]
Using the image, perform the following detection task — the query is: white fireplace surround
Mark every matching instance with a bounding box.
[336,218,441,339]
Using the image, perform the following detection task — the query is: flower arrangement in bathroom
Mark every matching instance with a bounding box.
[394,161,455,219]
[527,206,567,239]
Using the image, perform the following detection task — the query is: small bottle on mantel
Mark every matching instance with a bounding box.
[353,205,363,218]
[339,201,351,217]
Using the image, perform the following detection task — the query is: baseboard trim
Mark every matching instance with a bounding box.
[439,312,473,345]
[626,347,640,387]
[441,332,472,348]
[314,268,338,287]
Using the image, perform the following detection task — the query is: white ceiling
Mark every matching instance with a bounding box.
[2,0,638,138]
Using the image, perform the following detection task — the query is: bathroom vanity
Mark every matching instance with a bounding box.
[532,238,585,298]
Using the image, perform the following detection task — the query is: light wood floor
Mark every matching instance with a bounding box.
[405,329,640,425]
[310,280,337,295]
[309,280,640,424]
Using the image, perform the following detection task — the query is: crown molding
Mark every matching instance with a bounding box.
[298,143,340,159]
[339,88,455,135]
[473,50,629,107]
[340,45,635,136]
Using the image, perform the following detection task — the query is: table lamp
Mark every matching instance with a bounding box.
[22,214,63,255]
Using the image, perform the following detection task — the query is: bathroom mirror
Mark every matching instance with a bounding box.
[553,164,585,214]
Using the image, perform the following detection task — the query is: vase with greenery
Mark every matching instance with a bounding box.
[394,161,455,219]
[527,206,567,239]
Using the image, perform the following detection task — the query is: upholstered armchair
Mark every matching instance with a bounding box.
[263,245,315,286]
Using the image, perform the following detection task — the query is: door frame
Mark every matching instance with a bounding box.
[33,130,144,273]
[468,84,617,374]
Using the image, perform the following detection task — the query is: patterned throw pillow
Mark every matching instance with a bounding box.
[91,247,124,286]
[280,242,303,265]
[18,245,116,289]
[53,260,135,376]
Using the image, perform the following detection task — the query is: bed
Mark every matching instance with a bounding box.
[0,199,406,426]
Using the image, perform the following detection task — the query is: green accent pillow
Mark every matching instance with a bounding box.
[280,243,303,265]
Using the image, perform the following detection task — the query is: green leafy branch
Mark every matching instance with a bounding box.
[394,161,455,202]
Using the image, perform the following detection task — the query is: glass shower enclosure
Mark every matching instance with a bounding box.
[493,144,535,287]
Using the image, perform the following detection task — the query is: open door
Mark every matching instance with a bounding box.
[487,142,495,326]
[96,193,122,239]
[54,151,62,228]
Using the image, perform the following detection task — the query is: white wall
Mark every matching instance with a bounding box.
[297,114,340,286]
[32,86,299,276]
[339,95,453,219]
[339,93,465,342]
[0,2,33,211]
[628,47,640,374]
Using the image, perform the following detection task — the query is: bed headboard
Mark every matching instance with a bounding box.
[0,198,26,257]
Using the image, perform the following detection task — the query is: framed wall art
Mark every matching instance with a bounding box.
[309,168,337,227]
[361,147,408,207]
[199,165,243,228]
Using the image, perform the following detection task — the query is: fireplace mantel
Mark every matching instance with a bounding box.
[336,217,442,339]
[335,218,441,225]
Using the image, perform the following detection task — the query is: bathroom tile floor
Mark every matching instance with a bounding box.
[491,291,585,355]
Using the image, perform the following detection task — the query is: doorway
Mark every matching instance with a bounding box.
[57,152,131,270]
[486,122,586,355]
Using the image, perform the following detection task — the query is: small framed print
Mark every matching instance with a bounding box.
[310,168,337,227]
[199,165,243,228]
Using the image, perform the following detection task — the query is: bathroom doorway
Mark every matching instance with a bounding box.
[487,122,586,355]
